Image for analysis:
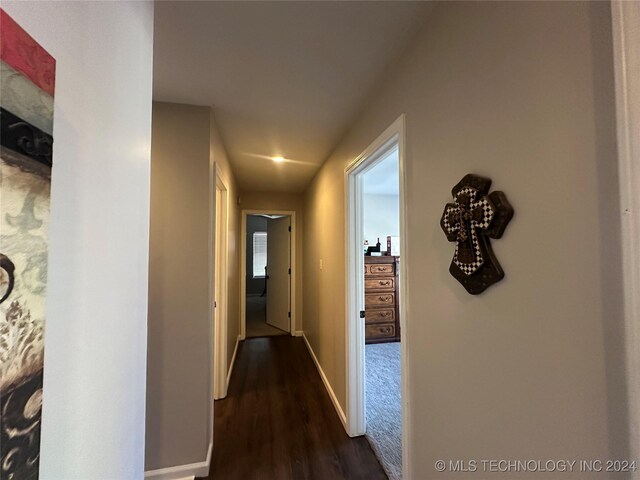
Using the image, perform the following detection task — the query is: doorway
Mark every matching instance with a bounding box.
[213,168,229,401]
[240,210,297,339]
[345,115,409,480]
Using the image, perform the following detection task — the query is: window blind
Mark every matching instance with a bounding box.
[252,232,267,278]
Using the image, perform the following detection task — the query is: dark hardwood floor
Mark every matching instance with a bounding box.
[202,336,387,480]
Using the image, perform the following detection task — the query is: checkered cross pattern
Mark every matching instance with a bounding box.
[441,186,496,275]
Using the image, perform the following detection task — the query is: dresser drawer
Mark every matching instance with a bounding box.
[366,323,395,339]
[367,263,395,276]
[365,292,395,307]
[365,277,395,291]
[365,308,395,324]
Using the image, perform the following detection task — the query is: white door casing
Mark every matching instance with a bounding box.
[212,167,229,401]
[612,1,640,474]
[345,114,410,477]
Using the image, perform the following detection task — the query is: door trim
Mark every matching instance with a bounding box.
[612,1,640,470]
[344,114,410,477]
[212,164,229,401]
[240,209,297,339]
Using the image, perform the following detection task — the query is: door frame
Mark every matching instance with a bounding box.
[240,209,297,339]
[212,164,229,400]
[612,0,640,469]
[344,114,410,475]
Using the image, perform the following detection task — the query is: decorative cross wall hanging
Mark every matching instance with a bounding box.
[440,174,513,295]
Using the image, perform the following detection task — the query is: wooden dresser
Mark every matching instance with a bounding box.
[364,256,400,344]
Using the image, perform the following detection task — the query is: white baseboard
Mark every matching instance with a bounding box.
[302,333,347,429]
[226,335,241,391]
[144,442,212,480]
[293,330,304,337]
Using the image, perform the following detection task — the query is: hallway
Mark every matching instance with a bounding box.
[206,337,387,480]
[0,2,636,479]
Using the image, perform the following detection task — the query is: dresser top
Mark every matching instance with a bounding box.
[364,255,399,264]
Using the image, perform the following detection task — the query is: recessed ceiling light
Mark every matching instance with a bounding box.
[273,156,285,163]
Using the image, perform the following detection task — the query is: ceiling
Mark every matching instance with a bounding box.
[153,1,431,193]
[363,147,399,195]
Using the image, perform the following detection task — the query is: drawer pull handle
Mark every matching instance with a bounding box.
[379,296,391,302]
[379,281,390,286]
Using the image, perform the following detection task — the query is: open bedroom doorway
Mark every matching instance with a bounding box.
[345,115,409,480]
[241,211,296,339]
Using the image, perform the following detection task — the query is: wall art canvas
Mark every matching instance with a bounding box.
[0,9,55,479]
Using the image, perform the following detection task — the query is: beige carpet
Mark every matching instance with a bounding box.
[366,342,402,480]
[246,295,287,338]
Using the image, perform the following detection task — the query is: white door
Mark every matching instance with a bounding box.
[266,216,291,332]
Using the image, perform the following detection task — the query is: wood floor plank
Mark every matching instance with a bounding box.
[202,336,387,480]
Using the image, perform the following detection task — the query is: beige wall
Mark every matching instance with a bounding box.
[364,194,400,248]
[240,191,304,331]
[146,103,210,469]
[303,2,628,478]
[146,103,240,471]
